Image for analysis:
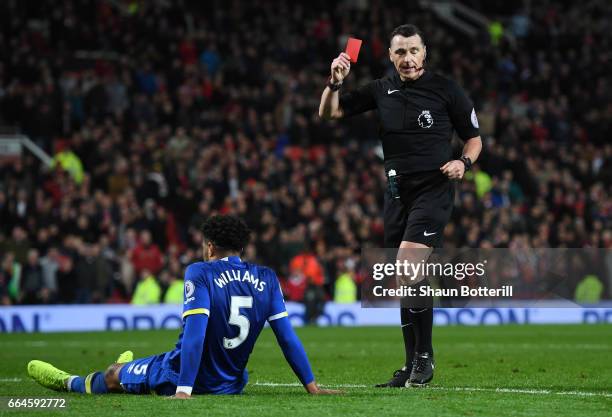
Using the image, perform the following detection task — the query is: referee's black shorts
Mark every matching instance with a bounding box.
[383,170,454,248]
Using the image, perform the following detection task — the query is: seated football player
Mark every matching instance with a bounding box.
[27,215,340,397]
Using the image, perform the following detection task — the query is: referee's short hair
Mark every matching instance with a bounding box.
[389,24,426,46]
[201,215,250,253]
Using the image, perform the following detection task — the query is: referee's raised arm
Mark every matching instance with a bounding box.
[318,52,351,120]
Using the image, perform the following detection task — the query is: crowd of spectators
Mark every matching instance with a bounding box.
[0,0,610,305]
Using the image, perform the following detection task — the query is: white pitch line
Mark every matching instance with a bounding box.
[452,342,611,351]
[252,382,612,398]
[0,378,23,382]
[427,386,612,398]
[0,341,152,348]
[5,378,609,399]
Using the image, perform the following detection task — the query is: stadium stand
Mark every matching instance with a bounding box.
[0,0,610,305]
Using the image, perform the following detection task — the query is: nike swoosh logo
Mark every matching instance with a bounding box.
[423,231,437,236]
[387,89,399,94]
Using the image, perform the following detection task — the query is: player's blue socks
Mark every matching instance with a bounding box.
[68,372,109,394]
[69,376,85,393]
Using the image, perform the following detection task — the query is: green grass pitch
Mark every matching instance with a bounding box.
[0,325,610,416]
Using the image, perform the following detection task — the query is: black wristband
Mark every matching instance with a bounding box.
[327,76,342,91]
[460,156,472,171]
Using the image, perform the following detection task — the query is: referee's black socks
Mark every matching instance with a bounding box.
[400,302,434,367]
[411,307,434,355]
[400,307,416,369]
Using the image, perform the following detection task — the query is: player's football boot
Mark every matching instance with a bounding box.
[408,352,434,386]
[374,367,411,387]
[27,360,70,391]
[116,350,134,364]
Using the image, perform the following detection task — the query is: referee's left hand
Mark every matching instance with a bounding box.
[440,160,465,180]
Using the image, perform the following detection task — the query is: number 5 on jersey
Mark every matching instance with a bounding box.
[223,296,253,349]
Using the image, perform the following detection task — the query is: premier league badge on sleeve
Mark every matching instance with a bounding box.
[184,280,196,304]
[185,280,195,297]
[418,110,434,128]
[471,108,479,128]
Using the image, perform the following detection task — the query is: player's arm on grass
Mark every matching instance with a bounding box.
[269,317,340,395]
[267,272,341,395]
[172,264,211,399]
[172,314,208,399]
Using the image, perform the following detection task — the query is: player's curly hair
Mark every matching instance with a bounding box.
[201,215,251,253]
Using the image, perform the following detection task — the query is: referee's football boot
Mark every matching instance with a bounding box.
[374,366,411,388]
[409,352,434,386]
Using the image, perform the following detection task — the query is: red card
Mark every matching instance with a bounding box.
[345,37,362,63]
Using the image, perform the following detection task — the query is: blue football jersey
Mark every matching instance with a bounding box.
[163,256,287,394]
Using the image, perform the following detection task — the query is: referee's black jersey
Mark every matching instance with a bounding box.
[339,70,479,175]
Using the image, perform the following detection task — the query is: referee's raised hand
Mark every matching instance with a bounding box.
[331,52,351,83]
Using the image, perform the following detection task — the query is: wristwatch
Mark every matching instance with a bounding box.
[327,76,343,91]
[460,156,472,171]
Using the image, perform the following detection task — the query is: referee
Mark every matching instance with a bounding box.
[318,24,482,387]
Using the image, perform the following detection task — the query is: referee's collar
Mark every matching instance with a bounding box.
[393,69,432,87]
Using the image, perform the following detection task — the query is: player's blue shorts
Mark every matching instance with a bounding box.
[118,352,249,395]
[118,354,177,395]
